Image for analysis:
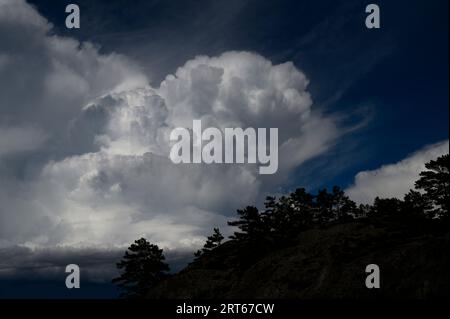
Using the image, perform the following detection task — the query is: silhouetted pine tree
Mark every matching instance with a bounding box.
[315,188,335,224]
[194,228,224,258]
[257,189,314,243]
[269,195,294,236]
[261,196,277,233]
[357,203,371,218]
[414,154,449,219]
[290,187,315,228]
[330,186,357,221]
[402,190,432,219]
[228,206,265,240]
[112,238,170,298]
[369,197,403,218]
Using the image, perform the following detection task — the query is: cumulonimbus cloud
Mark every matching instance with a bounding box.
[29,51,340,249]
[0,0,342,252]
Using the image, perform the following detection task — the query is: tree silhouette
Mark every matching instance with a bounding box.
[369,197,403,218]
[262,188,314,240]
[414,154,449,219]
[402,190,432,219]
[227,187,361,244]
[264,195,295,237]
[315,188,335,224]
[112,238,170,298]
[330,186,357,221]
[290,188,315,228]
[193,154,450,264]
[194,228,224,258]
[228,206,265,240]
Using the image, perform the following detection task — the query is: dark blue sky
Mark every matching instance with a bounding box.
[29,0,449,191]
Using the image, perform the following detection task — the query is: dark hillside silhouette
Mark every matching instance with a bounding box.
[113,154,449,298]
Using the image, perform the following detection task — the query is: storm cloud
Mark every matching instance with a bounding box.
[0,0,343,255]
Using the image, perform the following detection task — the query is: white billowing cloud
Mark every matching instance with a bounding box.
[346,140,449,204]
[0,0,147,156]
[25,51,338,249]
[0,0,341,251]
